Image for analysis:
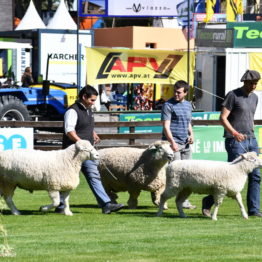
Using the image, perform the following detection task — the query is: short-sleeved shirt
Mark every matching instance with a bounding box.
[161,98,192,144]
[222,88,258,138]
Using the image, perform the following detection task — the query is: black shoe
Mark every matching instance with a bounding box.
[249,212,262,217]
[55,203,65,214]
[102,203,124,214]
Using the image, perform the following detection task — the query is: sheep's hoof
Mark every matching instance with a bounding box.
[211,216,217,221]
[12,211,21,215]
[163,204,168,210]
[127,206,137,209]
[179,214,187,218]
[156,212,162,217]
[40,206,47,212]
[64,210,73,216]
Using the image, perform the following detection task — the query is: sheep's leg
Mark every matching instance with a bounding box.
[151,186,168,210]
[234,192,248,219]
[176,189,192,218]
[60,191,73,216]
[157,188,177,216]
[212,194,224,221]
[1,185,20,215]
[127,190,140,209]
[107,191,119,204]
[4,194,21,215]
[40,191,60,213]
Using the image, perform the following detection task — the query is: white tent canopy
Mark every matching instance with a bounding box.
[15,0,46,30]
[47,0,77,30]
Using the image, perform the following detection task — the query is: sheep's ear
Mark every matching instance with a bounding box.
[241,152,257,162]
[148,144,156,150]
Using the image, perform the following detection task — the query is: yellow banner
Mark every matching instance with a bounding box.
[226,0,243,22]
[249,53,262,91]
[204,0,216,22]
[86,48,195,86]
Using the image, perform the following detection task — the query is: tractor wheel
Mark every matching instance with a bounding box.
[0,95,31,121]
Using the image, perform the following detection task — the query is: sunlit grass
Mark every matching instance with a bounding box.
[1,175,262,261]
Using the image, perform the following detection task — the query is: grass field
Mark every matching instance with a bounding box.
[1,175,262,262]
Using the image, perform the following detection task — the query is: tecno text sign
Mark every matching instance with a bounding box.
[227,22,262,48]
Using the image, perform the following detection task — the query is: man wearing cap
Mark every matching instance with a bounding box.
[202,70,262,217]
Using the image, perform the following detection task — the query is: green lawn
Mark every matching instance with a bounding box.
[1,175,262,262]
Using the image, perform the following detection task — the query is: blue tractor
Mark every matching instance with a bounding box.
[0,82,78,121]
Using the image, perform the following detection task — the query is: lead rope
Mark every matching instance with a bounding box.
[94,142,119,181]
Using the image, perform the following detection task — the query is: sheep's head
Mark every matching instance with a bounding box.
[148,140,174,162]
[241,151,262,168]
[75,140,99,161]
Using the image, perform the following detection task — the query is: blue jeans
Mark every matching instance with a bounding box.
[81,160,111,207]
[203,137,261,214]
[225,137,261,214]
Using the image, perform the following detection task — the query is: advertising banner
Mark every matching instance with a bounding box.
[0,128,33,151]
[249,53,262,91]
[40,31,92,85]
[108,0,180,17]
[227,22,262,48]
[86,48,195,86]
[196,29,234,48]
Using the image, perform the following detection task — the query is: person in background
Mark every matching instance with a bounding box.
[202,70,262,217]
[56,85,124,214]
[21,66,34,87]
[161,80,196,209]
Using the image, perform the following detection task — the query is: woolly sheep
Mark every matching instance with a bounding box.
[157,152,262,220]
[98,140,174,209]
[0,140,99,216]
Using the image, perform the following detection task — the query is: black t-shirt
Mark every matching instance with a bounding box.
[222,88,257,138]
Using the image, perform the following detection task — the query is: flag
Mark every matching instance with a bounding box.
[226,0,243,22]
[176,0,194,27]
[204,0,217,22]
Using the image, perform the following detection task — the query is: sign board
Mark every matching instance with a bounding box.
[86,48,195,86]
[227,22,262,48]
[0,128,33,151]
[119,111,220,133]
[79,0,184,17]
[196,29,234,48]
[108,0,180,17]
[40,31,92,85]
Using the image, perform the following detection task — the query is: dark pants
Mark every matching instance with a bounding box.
[203,137,261,215]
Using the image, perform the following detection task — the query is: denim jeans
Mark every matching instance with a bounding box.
[173,143,192,160]
[225,137,261,214]
[81,160,111,207]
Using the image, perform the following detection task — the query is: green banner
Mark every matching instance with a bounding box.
[119,112,262,161]
[227,22,262,48]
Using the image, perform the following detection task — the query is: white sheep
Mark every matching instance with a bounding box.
[98,140,174,209]
[0,140,99,216]
[157,152,262,220]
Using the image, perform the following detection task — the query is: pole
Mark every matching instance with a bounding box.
[77,0,81,93]
[187,0,190,85]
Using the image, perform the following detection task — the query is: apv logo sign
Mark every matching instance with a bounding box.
[0,128,33,151]
[96,52,183,79]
